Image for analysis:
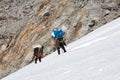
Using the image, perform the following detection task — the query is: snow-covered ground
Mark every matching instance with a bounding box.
[2,18,120,80]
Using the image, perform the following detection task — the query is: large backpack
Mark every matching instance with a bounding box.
[34,47,39,56]
[53,29,65,39]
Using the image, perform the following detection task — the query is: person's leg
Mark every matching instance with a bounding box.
[57,48,60,55]
[35,57,38,64]
[39,56,41,62]
[61,44,67,52]
[60,43,66,53]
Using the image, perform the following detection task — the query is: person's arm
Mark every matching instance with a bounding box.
[51,32,55,37]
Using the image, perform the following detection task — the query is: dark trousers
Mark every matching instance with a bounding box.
[57,43,66,55]
[35,56,41,63]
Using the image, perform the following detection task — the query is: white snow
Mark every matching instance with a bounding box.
[2,17,120,80]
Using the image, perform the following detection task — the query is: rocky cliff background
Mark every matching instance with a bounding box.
[0,0,120,79]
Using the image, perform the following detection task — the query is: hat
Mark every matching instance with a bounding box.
[32,44,41,48]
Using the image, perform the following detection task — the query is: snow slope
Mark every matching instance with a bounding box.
[2,17,120,80]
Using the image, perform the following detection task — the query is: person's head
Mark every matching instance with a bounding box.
[53,29,57,31]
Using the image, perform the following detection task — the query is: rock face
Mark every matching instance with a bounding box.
[0,0,120,79]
